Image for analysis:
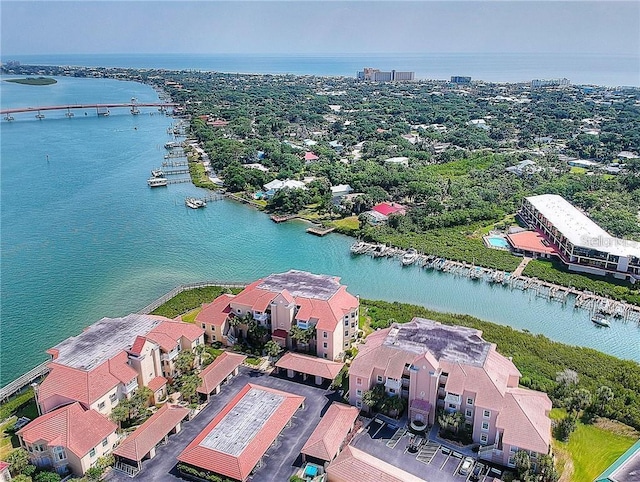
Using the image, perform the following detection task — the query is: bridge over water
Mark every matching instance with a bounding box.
[1,102,179,119]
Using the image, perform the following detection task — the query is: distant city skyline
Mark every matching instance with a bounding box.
[1,1,638,57]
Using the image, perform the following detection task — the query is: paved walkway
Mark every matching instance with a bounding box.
[512,256,532,277]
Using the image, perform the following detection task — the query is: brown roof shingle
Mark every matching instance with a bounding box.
[301,402,359,461]
[113,404,189,462]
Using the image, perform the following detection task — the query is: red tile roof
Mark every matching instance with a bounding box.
[304,151,319,161]
[272,329,289,339]
[301,402,359,461]
[326,446,425,482]
[275,352,344,380]
[39,357,135,410]
[196,294,235,327]
[0,461,9,472]
[146,321,203,352]
[147,376,167,392]
[178,384,304,481]
[129,336,147,356]
[113,404,189,462]
[497,388,552,454]
[197,352,246,395]
[372,202,406,217]
[18,403,116,459]
[506,230,558,255]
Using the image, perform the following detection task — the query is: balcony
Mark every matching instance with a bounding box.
[124,380,138,394]
[253,312,269,323]
[444,393,461,405]
[296,320,310,330]
[385,378,401,391]
[161,348,180,362]
[401,377,410,388]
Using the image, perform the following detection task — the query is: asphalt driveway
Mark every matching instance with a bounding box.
[106,367,338,482]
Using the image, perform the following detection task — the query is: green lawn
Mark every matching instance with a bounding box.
[550,412,638,482]
[180,307,201,323]
[329,216,359,234]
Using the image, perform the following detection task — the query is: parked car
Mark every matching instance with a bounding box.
[470,463,484,481]
[459,456,474,476]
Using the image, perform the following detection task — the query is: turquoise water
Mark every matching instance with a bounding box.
[6,52,640,87]
[486,236,510,249]
[1,75,639,386]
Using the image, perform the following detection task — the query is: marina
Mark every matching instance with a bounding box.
[350,241,640,323]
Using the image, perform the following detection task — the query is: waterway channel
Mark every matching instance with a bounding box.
[1,75,638,386]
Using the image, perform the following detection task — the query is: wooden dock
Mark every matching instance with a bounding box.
[270,214,297,223]
[166,178,191,184]
[307,226,335,236]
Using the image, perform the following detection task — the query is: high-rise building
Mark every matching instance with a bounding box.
[357,67,415,81]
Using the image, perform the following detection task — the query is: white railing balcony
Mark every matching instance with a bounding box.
[161,348,180,361]
[253,312,269,323]
[385,378,401,390]
[296,320,310,330]
[124,380,138,394]
[401,377,410,387]
[445,393,461,404]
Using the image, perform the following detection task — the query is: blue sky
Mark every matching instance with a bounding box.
[1,1,639,56]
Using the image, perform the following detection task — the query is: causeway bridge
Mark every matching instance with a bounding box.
[1,102,179,119]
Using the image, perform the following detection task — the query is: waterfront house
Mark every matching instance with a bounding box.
[348,318,552,469]
[17,402,118,476]
[36,314,203,415]
[195,270,359,361]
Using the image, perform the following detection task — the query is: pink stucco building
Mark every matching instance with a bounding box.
[196,270,359,361]
[348,318,551,468]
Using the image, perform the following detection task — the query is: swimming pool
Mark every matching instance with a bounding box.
[485,235,510,249]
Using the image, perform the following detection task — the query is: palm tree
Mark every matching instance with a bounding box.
[596,385,614,413]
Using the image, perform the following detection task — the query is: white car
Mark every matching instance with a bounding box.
[459,457,474,476]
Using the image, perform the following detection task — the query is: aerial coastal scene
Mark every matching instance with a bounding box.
[1,2,640,482]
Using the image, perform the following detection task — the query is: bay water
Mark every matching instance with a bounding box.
[1,73,639,386]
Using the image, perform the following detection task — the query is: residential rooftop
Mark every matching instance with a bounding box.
[199,387,285,456]
[525,194,640,258]
[49,314,163,371]
[382,318,491,367]
[257,270,341,301]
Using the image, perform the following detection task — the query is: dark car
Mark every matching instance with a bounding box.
[470,463,484,481]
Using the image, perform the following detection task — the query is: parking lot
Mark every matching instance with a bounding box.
[105,367,340,482]
[351,419,499,482]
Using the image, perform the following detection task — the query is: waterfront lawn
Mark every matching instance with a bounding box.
[523,259,640,305]
[188,162,217,190]
[180,307,201,323]
[5,77,57,85]
[0,390,39,460]
[552,415,638,482]
[151,286,242,319]
[329,216,360,235]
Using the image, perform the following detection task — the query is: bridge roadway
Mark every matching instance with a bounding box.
[1,102,179,115]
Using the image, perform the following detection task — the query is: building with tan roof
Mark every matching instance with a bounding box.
[326,445,424,482]
[197,352,246,400]
[178,383,305,482]
[195,270,359,361]
[113,403,190,475]
[17,402,118,476]
[36,314,203,416]
[301,402,359,464]
[348,318,552,468]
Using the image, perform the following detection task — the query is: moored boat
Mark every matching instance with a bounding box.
[151,169,164,178]
[185,197,206,209]
[592,312,611,327]
[402,248,419,266]
[147,177,168,187]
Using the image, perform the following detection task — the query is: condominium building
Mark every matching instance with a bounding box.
[357,67,415,82]
[196,270,359,361]
[519,194,640,280]
[531,78,570,88]
[17,402,118,476]
[36,314,204,415]
[348,318,552,468]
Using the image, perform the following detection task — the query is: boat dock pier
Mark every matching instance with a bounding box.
[166,178,191,184]
[156,167,189,175]
[349,241,640,322]
[270,214,297,223]
[306,226,336,236]
[162,160,188,167]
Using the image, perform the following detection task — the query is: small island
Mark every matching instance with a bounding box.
[5,76,57,85]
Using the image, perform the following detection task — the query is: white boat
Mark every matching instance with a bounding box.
[151,169,164,178]
[164,141,180,149]
[185,197,206,209]
[35,113,45,120]
[592,313,611,327]
[402,248,419,266]
[147,177,168,187]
